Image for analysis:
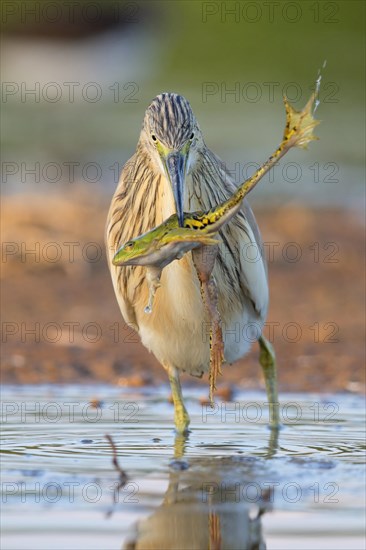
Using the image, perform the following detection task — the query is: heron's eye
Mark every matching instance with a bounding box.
[151,134,157,142]
[189,132,194,140]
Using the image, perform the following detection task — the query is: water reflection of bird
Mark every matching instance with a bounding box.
[106,93,278,433]
[122,456,269,550]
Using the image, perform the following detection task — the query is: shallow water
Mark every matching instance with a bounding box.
[1,385,365,550]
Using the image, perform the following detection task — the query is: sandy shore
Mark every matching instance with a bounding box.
[1,190,364,393]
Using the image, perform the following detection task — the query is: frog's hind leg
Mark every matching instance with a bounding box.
[192,245,225,404]
[144,267,162,314]
[206,275,225,403]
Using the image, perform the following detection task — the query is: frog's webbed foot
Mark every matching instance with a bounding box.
[145,267,162,314]
[283,92,320,150]
[192,245,225,404]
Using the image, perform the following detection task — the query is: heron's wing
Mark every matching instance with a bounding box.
[105,153,143,332]
[113,267,140,330]
[223,204,268,318]
[240,198,268,277]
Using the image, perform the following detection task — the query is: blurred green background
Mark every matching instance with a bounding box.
[1,0,365,205]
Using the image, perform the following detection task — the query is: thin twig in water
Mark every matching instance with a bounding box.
[105,434,128,514]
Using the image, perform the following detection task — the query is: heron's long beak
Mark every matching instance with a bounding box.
[162,150,187,227]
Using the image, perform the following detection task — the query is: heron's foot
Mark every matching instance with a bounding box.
[266,424,280,459]
[173,432,190,459]
[259,335,280,429]
[174,406,191,435]
[167,364,191,434]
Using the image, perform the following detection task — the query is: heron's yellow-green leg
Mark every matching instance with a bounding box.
[266,424,279,459]
[192,245,224,404]
[259,335,280,428]
[173,433,189,459]
[167,365,190,434]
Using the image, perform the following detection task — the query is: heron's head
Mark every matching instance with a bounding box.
[140,92,203,226]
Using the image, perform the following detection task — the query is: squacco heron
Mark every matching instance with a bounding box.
[106,92,318,434]
[111,93,319,408]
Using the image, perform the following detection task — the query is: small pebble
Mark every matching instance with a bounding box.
[21,469,44,477]
[117,373,152,387]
